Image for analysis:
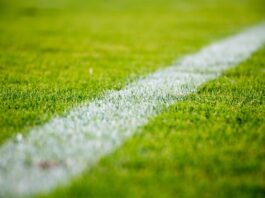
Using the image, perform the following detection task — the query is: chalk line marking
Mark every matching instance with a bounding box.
[0,23,265,197]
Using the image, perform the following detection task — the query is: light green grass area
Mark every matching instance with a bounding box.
[1,0,265,197]
[41,46,265,198]
[0,0,265,144]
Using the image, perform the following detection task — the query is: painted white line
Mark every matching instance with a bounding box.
[1,23,265,197]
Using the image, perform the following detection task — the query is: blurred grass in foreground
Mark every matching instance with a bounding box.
[41,45,265,198]
[0,0,265,197]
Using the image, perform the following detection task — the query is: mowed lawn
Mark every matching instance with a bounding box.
[0,0,265,197]
[1,0,264,144]
[41,46,265,198]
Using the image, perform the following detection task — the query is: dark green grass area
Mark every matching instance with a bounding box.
[41,47,265,198]
[0,0,265,144]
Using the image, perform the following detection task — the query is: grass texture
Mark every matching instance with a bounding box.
[1,0,265,144]
[41,46,265,198]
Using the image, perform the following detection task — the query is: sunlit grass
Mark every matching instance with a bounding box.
[42,46,265,198]
[1,0,264,144]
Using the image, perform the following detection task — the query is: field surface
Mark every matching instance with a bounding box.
[0,0,265,197]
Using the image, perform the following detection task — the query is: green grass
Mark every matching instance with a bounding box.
[1,0,265,144]
[40,46,265,198]
[1,0,265,197]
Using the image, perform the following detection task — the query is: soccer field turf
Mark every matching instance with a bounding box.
[0,0,265,197]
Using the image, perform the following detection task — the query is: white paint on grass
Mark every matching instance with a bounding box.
[0,23,265,197]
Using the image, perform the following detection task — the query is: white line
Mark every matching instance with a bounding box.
[0,23,265,197]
